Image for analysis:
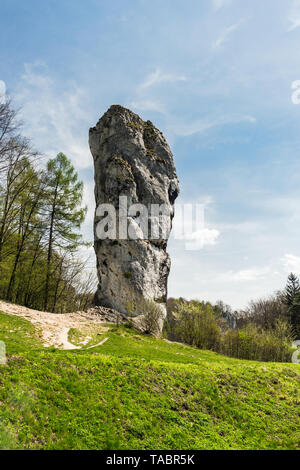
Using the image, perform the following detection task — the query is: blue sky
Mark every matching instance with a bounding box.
[1,0,300,308]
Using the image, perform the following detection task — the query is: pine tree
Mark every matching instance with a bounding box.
[290,292,300,338]
[284,273,300,307]
[43,153,87,311]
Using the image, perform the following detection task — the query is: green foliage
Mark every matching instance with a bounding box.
[0,313,299,450]
[284,273,300,307]
[128,120,143,131]
[43,153,87,310]
[126,296,164,336]
[0,152,92,312]
[289,291,300,337]
[0,101,93,313]
[0,312,43,353]
[168,300,221,351]
[221,320,294,362]
[165,299,295,363]
[280,273,300,336]
[137,298,165,336]
[68,325,108,348]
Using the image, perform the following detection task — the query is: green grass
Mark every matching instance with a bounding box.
[0,312,299,450]
[0,312,44,354]
[68,324,109,348]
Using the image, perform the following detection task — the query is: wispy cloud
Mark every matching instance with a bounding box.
[212,0,232,11]
[184,228,220,250]
[139,68,187,90]
[0,80,6,104]
[213,19,246,49]
[15,62,91,169]
[169,114,256,137]
[218,266,271,282]
[129,99,166,113]
[13,63,95,243]
[282,253,300,273]
[287,0,300,31]
[130,68,187,114]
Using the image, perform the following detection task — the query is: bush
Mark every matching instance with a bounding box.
[126,295,165,336]
[165,299,295,362]
[139,298,165,336]
[172,301,221,351]
[221,320,294,362]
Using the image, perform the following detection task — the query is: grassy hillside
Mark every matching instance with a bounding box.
[0,312,299,450]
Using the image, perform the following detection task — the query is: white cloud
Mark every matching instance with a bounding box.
[170,114,256,137]
[172,197,220,250]
[212,0,232,11]
[220,221,261,234]
[129,99,166,113]
[287,0,300,31]
[184,228,220,250]
[139,68,187,90]
[213,19,245,49]
[0,80,6,104]
[83,182,95,225]
[130,68,187,114]
[282,253,300,273]
[15,62,92,169]
[218,266,271,282]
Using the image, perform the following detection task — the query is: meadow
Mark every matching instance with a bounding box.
[0,312,299,450]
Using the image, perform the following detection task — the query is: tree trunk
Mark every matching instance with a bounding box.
[44,181,58,311]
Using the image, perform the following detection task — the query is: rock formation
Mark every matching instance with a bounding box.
[89,105,179,321]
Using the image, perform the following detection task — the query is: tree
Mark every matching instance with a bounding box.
[5,164,46,301]
[0,141,38,263]
[0,97,93,314]
[173,300,221,350]
[284,273,300,307]
[239,293,289,330]
[0,97,20,172]
[289,292,300,337]
[43,153,87,310]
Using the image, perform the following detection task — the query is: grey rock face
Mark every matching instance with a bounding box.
[85,306,129,325]
[89,105,179,319]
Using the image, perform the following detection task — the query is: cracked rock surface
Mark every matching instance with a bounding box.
[89,105,179,318]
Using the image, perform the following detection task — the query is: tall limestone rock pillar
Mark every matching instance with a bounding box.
[89,105,179,320]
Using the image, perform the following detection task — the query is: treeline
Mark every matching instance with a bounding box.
[238,273,300,337]
[165,274,299,362]
[0,98,95,312]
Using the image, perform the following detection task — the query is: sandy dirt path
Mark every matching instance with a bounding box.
[0,300,109,350]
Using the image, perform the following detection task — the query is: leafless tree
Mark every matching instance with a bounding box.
[238,292,289,329]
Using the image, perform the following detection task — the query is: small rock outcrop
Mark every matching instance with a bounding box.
[89,105,179,321]
[85,306,129,324]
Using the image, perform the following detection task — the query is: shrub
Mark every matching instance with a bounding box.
[139,298,165,336]
[165,299,294,362]
[173,301,221,351]
[126,295,165,336]
[221,320,294,362]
